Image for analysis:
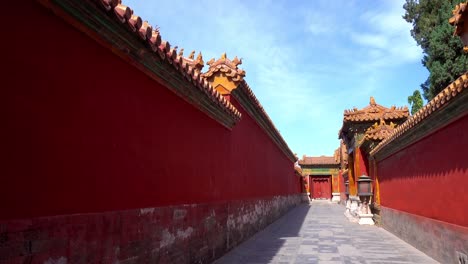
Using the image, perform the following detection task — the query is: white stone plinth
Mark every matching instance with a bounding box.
[344,196,361,223]
[350,199,359,212]
[331,193,340,203]
[344,199,358,223]
[301,193,310,202]
[358,213,375,225]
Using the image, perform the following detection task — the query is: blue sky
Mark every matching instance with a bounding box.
[125,0,428,157]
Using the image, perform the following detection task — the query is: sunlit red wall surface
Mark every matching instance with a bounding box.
[1,2,298,221]
[357,147,369,176]
[377,114,468,227]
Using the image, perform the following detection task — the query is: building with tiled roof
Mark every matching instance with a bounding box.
[339,97,409,149]
[299,154,340,202]
[338,97,409,189]
[338,97,409,226]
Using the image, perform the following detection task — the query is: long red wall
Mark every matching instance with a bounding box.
[377,114,468,227]
[1,2,299,221]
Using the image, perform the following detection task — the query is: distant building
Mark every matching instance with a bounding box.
[299,155,340,202]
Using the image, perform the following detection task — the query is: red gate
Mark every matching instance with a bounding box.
[310,176,331,199]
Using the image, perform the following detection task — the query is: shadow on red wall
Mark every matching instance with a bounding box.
[378,114,468,227]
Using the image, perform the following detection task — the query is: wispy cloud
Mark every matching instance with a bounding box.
[351,33,388,49]
[350,1,422,66]
[305,12,338,35]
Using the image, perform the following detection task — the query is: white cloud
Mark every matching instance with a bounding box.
[349,1,422,66]
[351,33,388,49]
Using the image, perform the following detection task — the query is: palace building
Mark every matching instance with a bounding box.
[298,156,340,202]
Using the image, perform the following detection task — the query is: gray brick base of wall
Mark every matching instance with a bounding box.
[381,206,468,264]
[0,194,303,264]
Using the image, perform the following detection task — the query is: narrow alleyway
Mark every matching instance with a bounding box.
[215,201,438,264]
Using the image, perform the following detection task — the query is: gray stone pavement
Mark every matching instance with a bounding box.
[214,200,438,264]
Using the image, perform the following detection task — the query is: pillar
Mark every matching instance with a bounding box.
[348,153,356,196]
[331,171,340,203]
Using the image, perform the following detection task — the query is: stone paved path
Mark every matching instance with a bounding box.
[214,200,438,264]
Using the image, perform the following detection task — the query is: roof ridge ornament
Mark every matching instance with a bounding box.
[181,50,204,73]
[188,50,195,59]
[196,52,204,65]
[342,96,409,123]
[449,1,468,52]
[201,53,246,95]
[232,56,242,66]
[365,119,398,141]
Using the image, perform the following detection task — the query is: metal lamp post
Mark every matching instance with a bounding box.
[357,175,372,195]
[345,180,349,197]
[357,175,372,213]
[356,175,374,225]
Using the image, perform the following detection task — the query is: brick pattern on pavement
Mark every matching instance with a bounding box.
[214,200,438,264]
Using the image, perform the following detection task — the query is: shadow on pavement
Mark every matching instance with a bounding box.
[214,203,311,264]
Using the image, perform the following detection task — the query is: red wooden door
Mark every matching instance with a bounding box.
[321,177,331,198]
[312,177,320,199]
[311,176,331,199]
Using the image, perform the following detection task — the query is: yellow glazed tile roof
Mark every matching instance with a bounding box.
[343,97,409,123]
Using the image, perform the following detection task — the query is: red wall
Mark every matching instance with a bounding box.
[1,2,299,220]
[377,114,468,227]
[357,147,369,176]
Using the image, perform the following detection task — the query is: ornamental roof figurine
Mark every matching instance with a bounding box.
[203,53,246,82]
[181,50,204,73]
[202,53,246,95]
[449,1,468,52]
[365,119,397,141]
